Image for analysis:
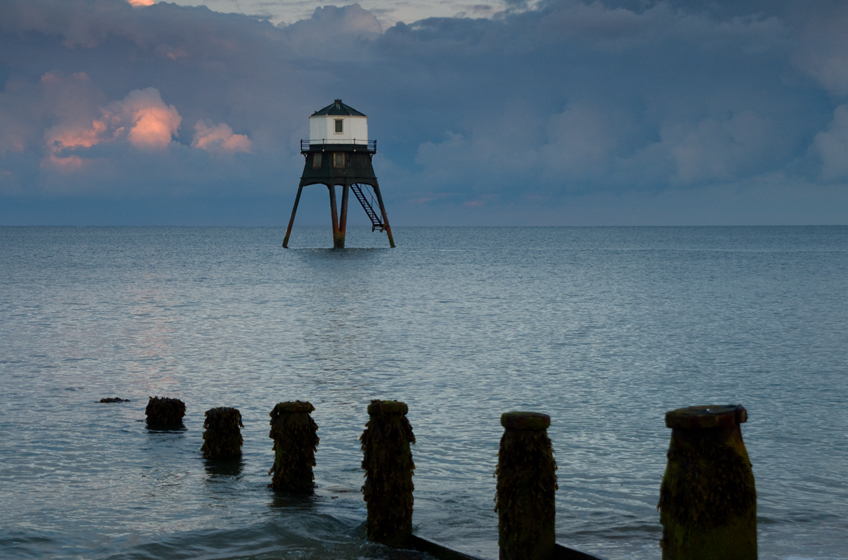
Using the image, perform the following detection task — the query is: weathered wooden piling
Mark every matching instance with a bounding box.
[268,401,319,492]
[145,396,186,427]
[201,407,243,459]
[360,400,416,547]
[495,411,557,560]
[658,404,756,560]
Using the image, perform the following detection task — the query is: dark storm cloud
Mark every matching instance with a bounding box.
[1,0,847,224]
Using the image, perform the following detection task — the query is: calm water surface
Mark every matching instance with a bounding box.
[1,226,846,560]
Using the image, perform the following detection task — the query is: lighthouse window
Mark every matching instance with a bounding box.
[334,119,344,134]
[312,153,322,169]
[333,152,345,168]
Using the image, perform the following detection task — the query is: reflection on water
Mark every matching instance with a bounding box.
[203,457,243,479]
[124,276,182,398]
[145,425,187,433]
[1,226,847,560]
[268,490,319,511]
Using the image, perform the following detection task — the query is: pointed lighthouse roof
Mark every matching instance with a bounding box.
[311,99,366,117]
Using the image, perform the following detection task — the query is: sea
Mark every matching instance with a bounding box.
[1,226,846,560]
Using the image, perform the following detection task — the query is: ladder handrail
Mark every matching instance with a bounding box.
[350,184,384,231]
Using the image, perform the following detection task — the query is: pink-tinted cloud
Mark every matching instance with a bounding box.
[192,121,252,154]
[127,0,154,7]
[121,89,182,150]
[47,119,107,150]
[44,86,181,161]
[1,71,101,157]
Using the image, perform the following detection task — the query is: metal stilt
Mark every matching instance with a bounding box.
[329,185,342,249]
[282,184,304,248]
[372,184,395,248]
[336,184,350,249]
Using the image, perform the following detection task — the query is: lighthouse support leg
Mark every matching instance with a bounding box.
[372,185,395,248]
[329,185,343,249]
[282,184,304,248]
[336,184,350,249]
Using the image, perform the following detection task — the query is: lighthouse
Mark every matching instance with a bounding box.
[283,99,395,249]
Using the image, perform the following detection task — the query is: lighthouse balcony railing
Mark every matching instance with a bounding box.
[301,139,376,153]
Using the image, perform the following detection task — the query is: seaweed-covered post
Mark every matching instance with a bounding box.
[495,411,557,560]
[658,405,756,560]
[201,407,243,459]
[145,396,186,427]
[360,400,416,547]
[269,401,319,492]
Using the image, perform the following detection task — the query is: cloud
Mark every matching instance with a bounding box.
[658,112,778,184]
[813,104,848,180]
[280,3,382,57]
[128,0,154,7]
[791,1,848,97]
[543,102,620,180]
[1,71,101,157]
[192,121,252,154]
[376,0,829,196]
[1,71,184,177]
[44,85,181,168]
[1,0,848,224]
[121,89,182,149]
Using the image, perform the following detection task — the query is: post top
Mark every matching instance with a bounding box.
[665,404,747,430]
[367,400,408,415]
[501,411,550,430]
[205,406,240,417]
[271,401,315,414]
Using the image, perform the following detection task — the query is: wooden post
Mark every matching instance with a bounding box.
[269,401,319,492]
[659,405,756,560]
[282,184,304,248]
[360,400,415,547]
[495,411,557,560]
[201,407,243,459]
[145,396,186,428]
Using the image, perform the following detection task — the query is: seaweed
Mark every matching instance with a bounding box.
[360,400,415,547]
[99,397,129,403]
[658,417,757,559]
[145,396,186,427]
[268,401,319,492]
[495,411,557,560]
[201,407,243,459]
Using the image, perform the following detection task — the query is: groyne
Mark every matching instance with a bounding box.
[128,397,755,560]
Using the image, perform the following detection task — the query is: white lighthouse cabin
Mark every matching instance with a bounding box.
[307,99,370,147]
[284,98,394,249]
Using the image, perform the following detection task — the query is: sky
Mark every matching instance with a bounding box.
[160,0,518,28]
[1,0,848,226]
